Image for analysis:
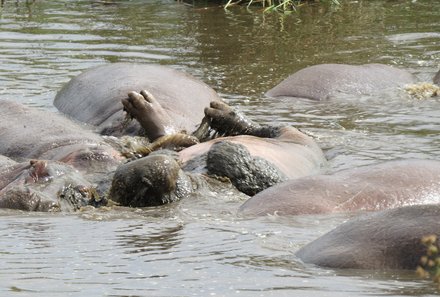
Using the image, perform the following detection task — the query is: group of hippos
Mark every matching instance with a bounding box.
[1,62,440,272]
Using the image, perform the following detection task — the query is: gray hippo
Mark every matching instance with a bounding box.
[0,100,123,182]
[0,157,103,211]
[54,63,221,137]
[0,99,126,211]
[0,97,325,210]
[296,204,440,270]
[238,159,440,217]
[0,100,195,210]
[266,64,417,100]
[107,90,326,207]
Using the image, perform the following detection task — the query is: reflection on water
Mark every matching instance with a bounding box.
[116,223,183,255]
[0,0,440,296]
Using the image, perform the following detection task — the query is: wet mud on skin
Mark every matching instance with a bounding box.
[0,0,440,296]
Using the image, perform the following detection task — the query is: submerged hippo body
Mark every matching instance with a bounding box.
[0,100,123,211]
[266,64,416,100]
[0,159,102,212]
[0,100,121,176]
[109,127,326,207]
[109,93,326,207]
[239,160,440,217]
[296,204,440,270]
[54,63,221,136]
[179,128,324,180]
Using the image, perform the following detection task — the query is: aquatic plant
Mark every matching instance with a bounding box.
[416,235,440,288]
[224,0,340,12]
[404,82,440,99]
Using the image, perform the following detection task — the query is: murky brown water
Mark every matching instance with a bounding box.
[0,0,439,296]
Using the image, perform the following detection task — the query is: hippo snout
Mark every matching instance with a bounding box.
[109,154,192,207]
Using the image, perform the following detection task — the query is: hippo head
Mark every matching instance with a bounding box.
[0,160,105,212]
[109,153,193,207]
[45,143,122,177]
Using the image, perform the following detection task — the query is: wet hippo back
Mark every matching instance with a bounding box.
[0,100,111,162]
[296,204,440,270]
[266,63,416,100]
[238,159,440,217]
[54,63,221,136]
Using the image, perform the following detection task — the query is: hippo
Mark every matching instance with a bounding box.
[0,100,123,176]
[0,99,126,208]
[266,63,417,100]
[296,204,440,270]
[238,159,440,217]
[54,63,221,137]
[107,90,326,207]
[0,158,104,212]
[0,96,325,210]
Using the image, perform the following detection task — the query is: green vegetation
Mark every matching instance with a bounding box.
[224,0,340,12]
[417,235,440,288]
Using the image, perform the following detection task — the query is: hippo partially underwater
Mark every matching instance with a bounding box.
[239,159,440,216]
[0,157,102,211]
[54,63,222,136]
[107,90,326,206]
[0,63,326,210]
[2,63,438,212]
[0,99,123,211]
[296,204,440,270]
[266,63,418,100]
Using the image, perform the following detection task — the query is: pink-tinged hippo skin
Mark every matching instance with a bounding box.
[266,64,417,100]
[109,128,327,207]
[0,159,101,212]
[179,127,325,180]
[296,204,440,270]
[54,63,222,137]
[238,160,440,217]
[0,100,122,178]
[108,94,327,206]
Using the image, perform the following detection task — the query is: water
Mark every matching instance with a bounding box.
[0,0,440,295]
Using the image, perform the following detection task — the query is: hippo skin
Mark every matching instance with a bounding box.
[266,64,416,100]
[0,98,325,210]
[0,158,99,211]
[108,93,327,207]
[296,204,440,270]
[238,160,440,216]
[0,100,122,211]
[54,63,222,136]
[0,100,122,175]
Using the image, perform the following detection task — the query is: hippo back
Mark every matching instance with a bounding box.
[266,64,416,100]
[296,204,440,270]
[0,100,105,160]
[238,159,440,217]
[54,63,221,135]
